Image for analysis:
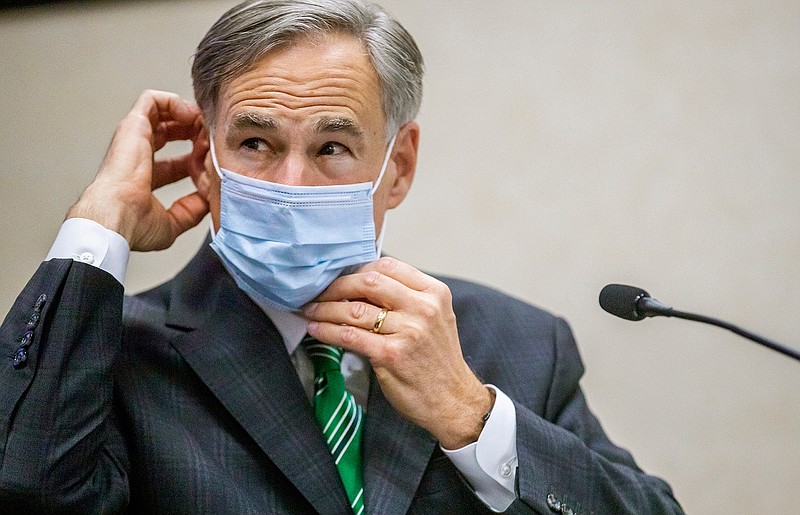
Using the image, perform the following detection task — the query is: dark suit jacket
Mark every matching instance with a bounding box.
[0,242,682,514]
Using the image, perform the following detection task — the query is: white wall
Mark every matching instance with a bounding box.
[1,1,798,512]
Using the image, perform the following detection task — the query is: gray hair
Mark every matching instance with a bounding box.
[192,0,424,140]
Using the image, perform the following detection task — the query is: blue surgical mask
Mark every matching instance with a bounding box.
[208,134,396,312]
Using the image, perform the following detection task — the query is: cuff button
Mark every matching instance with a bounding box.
[547,494,561,511]
[12,348,27,368]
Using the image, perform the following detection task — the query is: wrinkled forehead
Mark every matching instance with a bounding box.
[213,33,386,136]
[209,30,383,123]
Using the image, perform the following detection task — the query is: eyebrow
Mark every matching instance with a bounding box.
[227,113,363,137]
[224,112,366,151]
[229,112,278,133]
[315,117,364,139]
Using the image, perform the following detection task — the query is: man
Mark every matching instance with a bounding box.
[0,0,682,513]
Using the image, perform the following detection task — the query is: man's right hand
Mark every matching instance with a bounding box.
[67,90,210,252]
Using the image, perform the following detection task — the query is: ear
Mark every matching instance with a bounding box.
[190,125,213,202]
[386,121,419,209]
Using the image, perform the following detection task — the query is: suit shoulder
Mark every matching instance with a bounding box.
[437,275,562,329]
[436,275,583,410]
[436,274,575,365]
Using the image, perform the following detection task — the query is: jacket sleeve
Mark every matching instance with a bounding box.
[0,259,129,513]
[507,317,683,515]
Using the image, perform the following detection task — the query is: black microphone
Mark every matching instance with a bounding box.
[599,283,800,362]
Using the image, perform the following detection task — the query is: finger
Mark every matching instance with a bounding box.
[151,128,209,191]
[98,92,200,180]
[101,113,155,171]
[125,91,201,156]
[314,268,414,310]
[166,191,210,241]
[304,301,401,334]
[152,119,203,152]
[152,153,194,189]
[354,257,435,292]
[131,89,201,130]
[306,320,387,362]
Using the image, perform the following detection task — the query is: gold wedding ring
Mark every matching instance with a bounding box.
[372,308,389,333]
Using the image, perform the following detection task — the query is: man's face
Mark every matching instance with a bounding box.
[204,33,417,234]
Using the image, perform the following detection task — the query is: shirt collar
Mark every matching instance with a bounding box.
[261,304,309,355]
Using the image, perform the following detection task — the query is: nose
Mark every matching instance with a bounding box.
[270,152,311,186]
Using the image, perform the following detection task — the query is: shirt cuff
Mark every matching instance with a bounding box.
[442,385,517,512]
[45,218,130,285]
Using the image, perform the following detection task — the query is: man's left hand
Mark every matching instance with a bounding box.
[304,257,493,449]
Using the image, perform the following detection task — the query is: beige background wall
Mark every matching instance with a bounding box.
[1,1,798,512]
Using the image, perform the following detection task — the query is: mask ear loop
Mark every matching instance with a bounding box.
[208,134,224,180]
[375,216,388,257]
[208,134,224,239]
[371,134,397,196]
[373,133,398,256]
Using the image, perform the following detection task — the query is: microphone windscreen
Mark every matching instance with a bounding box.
[599,284,650,321]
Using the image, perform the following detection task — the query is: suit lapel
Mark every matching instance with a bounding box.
[165,242,350,514]
[362,372,437,515]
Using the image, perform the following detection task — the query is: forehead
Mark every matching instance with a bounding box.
[216,33,385,136]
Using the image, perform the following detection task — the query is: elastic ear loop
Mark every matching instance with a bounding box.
[208,134,224,180]
[373,133,397,256]
[371,133,397,195]
[207,134,223,239]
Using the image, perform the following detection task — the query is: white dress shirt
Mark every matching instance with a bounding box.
[47,218,518,511]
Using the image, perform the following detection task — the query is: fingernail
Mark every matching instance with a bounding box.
[307,321,319,333]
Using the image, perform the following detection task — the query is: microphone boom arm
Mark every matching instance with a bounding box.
[600,283,800,363]
[654,307,800,362]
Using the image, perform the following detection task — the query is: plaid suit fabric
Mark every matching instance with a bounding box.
[0,242,682,513]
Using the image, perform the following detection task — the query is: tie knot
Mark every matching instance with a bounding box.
[302,336,343,374]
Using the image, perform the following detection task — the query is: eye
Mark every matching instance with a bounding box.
[318,141,349,157]
[241,138,267,151]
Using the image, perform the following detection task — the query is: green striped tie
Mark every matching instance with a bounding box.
[303,336,365,515]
